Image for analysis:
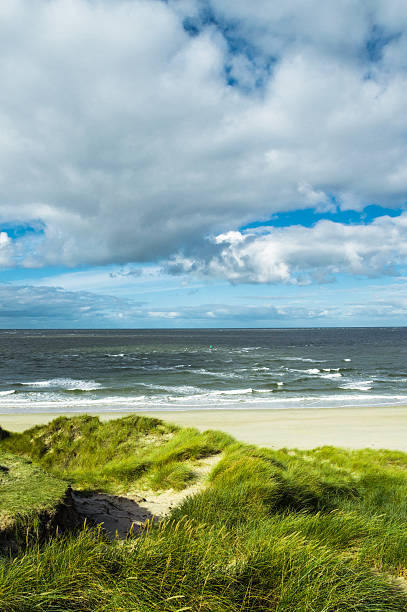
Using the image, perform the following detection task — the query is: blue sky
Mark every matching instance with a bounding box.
[1,0,407,328]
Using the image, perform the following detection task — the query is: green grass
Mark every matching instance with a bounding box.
[0,521,405,611]
[0,451,67,540]
[0,415,233,493]
[174,442,407,576]
[1,415,407,610]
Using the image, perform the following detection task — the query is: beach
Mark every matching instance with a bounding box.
[2,405,407,451]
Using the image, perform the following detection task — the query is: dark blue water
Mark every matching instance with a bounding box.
[0,328,406,413]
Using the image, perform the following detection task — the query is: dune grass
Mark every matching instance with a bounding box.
[174,442,407,577]
[0,451,67,541]
[0,415,407,610]
[0,415,233,493]
[0,517,405,611]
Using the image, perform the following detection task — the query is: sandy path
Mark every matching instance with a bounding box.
[72,454,221,539]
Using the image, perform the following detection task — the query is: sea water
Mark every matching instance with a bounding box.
[0,328,406,414]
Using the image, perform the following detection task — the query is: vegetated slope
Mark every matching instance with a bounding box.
[0,416,407,611]
[0,450,72,550]
[0,415,233,493]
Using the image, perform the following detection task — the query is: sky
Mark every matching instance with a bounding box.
[1,0,407,328]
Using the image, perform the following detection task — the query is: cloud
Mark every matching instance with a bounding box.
[1,1,407,269]
[0,282,337,327]
[2,277,407,328]
[166,213,407,283]
[0,232,13,266]
[0,282,297,327]
[0,283,140,327]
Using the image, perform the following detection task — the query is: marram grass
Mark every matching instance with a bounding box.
[0,415,233,492]
[0,519,405,611]
[0,451,66,535]
[1,415,407,611]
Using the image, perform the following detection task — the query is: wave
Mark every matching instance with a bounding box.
[139,387,257,399]
[0,390,15,396]
[2,390,407,412]
[239,347,262,352]
[190,368,243,379]
[206,388,254,396]
[255,382,284,393]
[281,357,324,363]
[287,368,342,380]
[320,373,343,379]
[19,378,101,391]
[340,380,373,391]
[135,383,204,395]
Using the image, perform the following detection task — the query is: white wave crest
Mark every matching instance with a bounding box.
[21,378,101,391]
[320,373,343,379]
[340,380,373,391]
[135,383,203,394]
[239,347,262,352]
[282,357,324,363]
[190,368,242,379]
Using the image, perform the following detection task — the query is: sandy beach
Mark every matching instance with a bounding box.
[1,405,407,451]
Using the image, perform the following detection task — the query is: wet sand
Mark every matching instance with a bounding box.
[1,406,407,451]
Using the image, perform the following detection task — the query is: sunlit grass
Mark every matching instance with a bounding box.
[1,415,407,610]
[0,451,66,539]
[0,415,233,493]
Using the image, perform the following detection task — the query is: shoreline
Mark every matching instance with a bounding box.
[1,405,407,450]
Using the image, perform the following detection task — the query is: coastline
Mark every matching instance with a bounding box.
[1,405,407,451]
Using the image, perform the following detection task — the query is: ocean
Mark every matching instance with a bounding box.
[0,328,406,414]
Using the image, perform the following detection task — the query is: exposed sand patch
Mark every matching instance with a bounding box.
[72,454,222,539]
[72,491,154,539]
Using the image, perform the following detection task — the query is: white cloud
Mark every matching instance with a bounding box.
[167,213,407,283]
[0,232,13,266]
[148,310,180,318]
[1,1,407,268]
